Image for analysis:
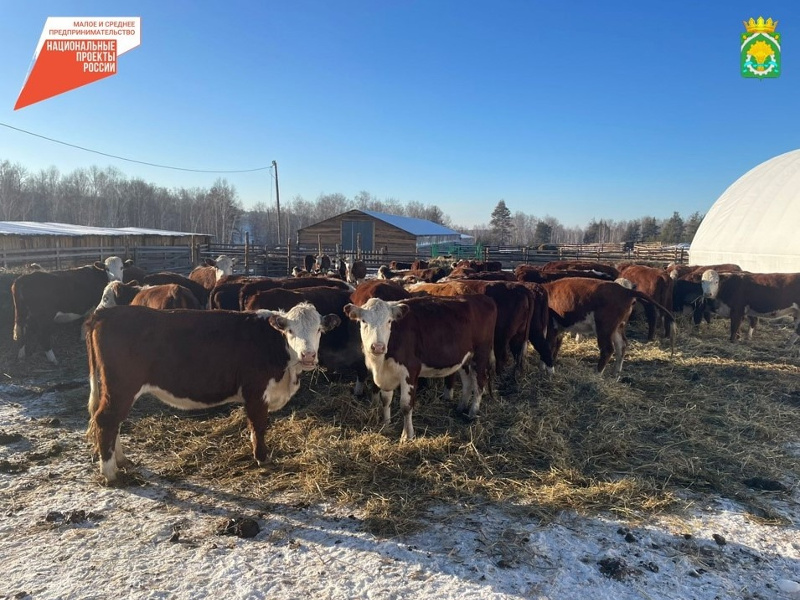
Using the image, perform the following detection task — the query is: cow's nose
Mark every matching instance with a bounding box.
[301,350,316,362]
[371,342,386,355]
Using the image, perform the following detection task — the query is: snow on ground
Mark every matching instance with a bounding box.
[1,384,799,600]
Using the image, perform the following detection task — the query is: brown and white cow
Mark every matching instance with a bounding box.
[347,258,368,286]
[701,270,800,344]
[85,303,340,482]
[344,295,497,440]
[11,257,122,364]
[617,264,674,340]
[244,286,369,394]
[97,281,201,311]
[189,255,235,290]
[142,272,210,308]
[544,278,675,376]
[406,280,534,379]
[541,260,620,279]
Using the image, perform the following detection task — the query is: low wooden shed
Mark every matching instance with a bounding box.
[297,209,463,255]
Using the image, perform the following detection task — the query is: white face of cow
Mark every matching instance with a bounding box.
[105,256,123,282]
[701,270,720,298]
[97,282,120,310]
[344,298,409,356]
[261,302,340,370]
[214,255,234,278]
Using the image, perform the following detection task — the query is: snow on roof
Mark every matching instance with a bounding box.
[358,210,462,237]
[0,222,207,237]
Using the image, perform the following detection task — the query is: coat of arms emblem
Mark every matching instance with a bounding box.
[741,17,780,78]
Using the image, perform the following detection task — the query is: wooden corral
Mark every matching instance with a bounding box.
[297,209,464,255]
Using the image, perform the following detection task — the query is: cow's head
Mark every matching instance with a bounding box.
[377,265,391,280]
[615,277,636,290]
[97,281,141,310]
[701,269,719,298]
[262,302,340,370]
[214,255,235,279]
[344,298,409,356]
[104,256,124,281]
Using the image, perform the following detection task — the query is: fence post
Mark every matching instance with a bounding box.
[244,232,250,275]
[287,237,292,276]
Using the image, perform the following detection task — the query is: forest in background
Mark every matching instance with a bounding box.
[0,160,702,247]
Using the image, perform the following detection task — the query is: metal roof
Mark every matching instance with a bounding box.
[358,210,461,237]
[0,222,207,237]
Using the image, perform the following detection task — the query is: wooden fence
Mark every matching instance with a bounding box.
[1,241,689,277]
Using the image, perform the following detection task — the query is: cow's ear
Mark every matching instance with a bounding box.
[94,261,106,270]
[268,314,289,332]
[128,280,142,287]
[124,259,135,267]
[390,303,409,321]
[321,314,341,332]
[343,303,362,321]
[204,258,216,267]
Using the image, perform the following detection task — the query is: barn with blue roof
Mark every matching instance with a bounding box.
[297,209,465,254]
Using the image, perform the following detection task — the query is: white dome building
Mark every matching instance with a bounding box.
[689,149,800,273]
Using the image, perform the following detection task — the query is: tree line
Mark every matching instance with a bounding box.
[0,159,703,248]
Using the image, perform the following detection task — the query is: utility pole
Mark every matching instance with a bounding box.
[272,160,282,246]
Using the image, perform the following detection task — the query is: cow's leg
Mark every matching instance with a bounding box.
[90,392,135,482]
[611,326,628,376]
[643,302,657,341]
[442,373,456,402]
[456,367,474,415]
[399,370,419,441]
[243,393,271,465]
[35,321,58,365]
[379,389,393,425]
[747,316,758,340]
[729,309,745,342]
[508,330,527,379]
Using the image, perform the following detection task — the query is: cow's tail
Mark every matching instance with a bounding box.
[11,279,27,342]
[85,315,101,453]
[633,290,677,356]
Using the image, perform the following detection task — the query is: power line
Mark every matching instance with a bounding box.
[0,121,271,174]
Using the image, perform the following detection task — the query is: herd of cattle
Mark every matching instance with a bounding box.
[8,253,800,482]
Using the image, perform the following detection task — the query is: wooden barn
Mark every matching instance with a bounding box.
[0,222,212,270]
[297,209,464,255]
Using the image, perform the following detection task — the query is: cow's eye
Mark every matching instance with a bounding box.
[288,329,294,335]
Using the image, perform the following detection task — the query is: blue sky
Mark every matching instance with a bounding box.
[0,1,797,228]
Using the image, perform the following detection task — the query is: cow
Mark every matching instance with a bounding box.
[189,255,235,290]
[85,303,340,482]
[347,258,368,286]
[303,254,316,273]
[350,279,412,305]
[617,264,675,340]
[97,281,201,311]
[239,277,353,311]
[316,254,332,273]
[543,278,676,376]
[517,281,555,373]
[378,265,448,283]
[343,295,497,440]
[209,276,264,311]
[122,260,146,284]
[701,270,800,344]
[670,264,742,328]
[406,280,534,379]
[454,260,502,272]
[389,261,413,270]
[411,260,429,271]
[11,257,122,365]
[515,265,614,284]
[244,286,369,393]
[460,271,517,282]
[142,272,210,308]
[541,260,620,279]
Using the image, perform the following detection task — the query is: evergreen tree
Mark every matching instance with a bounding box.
[683,211,703,243]
[659,212,685,243]
[490,200,513,244]
[640,216,660,242]
[533,220,553,246]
